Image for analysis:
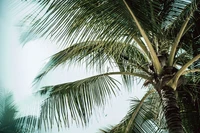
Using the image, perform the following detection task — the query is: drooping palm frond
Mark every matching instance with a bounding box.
[176,75,200,132]
[161,0,194,30]
[21,0,199,76]
[21,0,198,46]
[113,43,150,89]
[16,115,38,133]
[33,40,149,85]
[0,90,37,133]
[100,89,167,133]
[0,93,18,133]
[33,74,121,130]
[21,0,135,46]
[28,37,152,131]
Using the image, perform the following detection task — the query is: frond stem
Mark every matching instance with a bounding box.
[123,0,162,74]
[168,13,192,66]
[183,69,200,75]
[167,54,200,90]
[102,71,151,80]
[132,36,150,59]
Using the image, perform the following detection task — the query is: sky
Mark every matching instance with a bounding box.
[0,1,146,132]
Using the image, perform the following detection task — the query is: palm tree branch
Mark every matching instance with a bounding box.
[168,12,192,66]
[100,89,166,133]
[33,40,148,84]
[125,89,155,133]
[36,74,121,129]
[167,54,200,90]
[16,115,38,133]
[40,72,151,95]
[123,0,162,74]
[132,36,149,59]
[103,72,151,81]
[149,1,156,26]
[183,69,200,75]
[22,0,140,47]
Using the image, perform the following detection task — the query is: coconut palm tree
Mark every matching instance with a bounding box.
[100,2,200,132]
[21,0,200,132]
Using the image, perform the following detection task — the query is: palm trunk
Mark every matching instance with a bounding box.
[161,86,184,133]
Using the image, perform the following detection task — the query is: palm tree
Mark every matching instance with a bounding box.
[100,81,200,133]
[21,0,200,132]
[100,2,200,132]
[0,90,36,133]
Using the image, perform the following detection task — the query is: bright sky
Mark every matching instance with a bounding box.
[0,0,146,132]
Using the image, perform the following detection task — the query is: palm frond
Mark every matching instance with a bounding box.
[15,115,38,133]
[21,0,138,46]
[161,0,193,29]
[168,11,192,66]
[177,78,200,132]
[0,90,37,133]
[33,40,149,85]
[175,50,192,67]
[34,74,121,130]
[21,0,200,51]
[0,93,18,132]
[100,89,167,133]
[167,54,200,90]
[163,0,199,53]
[123,0,162,74]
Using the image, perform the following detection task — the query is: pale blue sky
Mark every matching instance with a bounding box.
[0,1,146,132]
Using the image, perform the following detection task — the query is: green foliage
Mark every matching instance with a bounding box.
[20,0,200,132]
[100,89,167,133]
[37,74,120,129]
[0,92,18,133]
[0,90,37,133]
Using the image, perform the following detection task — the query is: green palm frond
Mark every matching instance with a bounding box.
[21,0,199,71]
[123,0,162,74]
[15,115,38,133]
[35,74,121,130]
[100,89,167,133]
[33,40,149,85]
[177,77,200,132]
[21,0,197,42]
[123,0,194,32]
[21,0,199,72]
[0,92,18,133]
[114,54,149,89]
[161,0,193,29]
[175,51,192,67]
[22,0,136,46]
[0,90,37,133]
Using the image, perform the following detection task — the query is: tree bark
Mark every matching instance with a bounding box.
[161,86,184,133]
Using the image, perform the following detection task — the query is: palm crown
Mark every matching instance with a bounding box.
[20,0,200,132]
